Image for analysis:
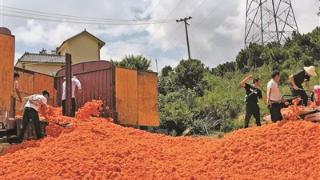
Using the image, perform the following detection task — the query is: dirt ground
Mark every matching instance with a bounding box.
[0,143,10,154]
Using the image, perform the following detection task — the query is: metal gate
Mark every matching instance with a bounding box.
[55,61,115,113]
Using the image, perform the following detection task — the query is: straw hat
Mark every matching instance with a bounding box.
[304,66,317,77]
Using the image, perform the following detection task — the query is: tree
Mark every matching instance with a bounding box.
[161,65,173,77]
[235,49,249,70]
[174,59,207,95]
[113,55,151,71]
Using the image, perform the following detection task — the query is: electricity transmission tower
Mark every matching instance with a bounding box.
[244,0,299,46]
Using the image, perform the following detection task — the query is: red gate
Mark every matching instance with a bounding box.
[55,61,115,113]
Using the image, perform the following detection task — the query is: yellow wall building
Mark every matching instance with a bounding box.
[15,30,105,75]
[57,30,105,64]
[15,52,65,76]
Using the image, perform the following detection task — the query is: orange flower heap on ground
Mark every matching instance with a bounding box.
[281,98,319,120]
[75,100,103,120]
[0,100,319,179]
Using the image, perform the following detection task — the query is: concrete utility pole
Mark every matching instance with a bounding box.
[65,53,72,117]
[155,59,159,73]
[176,16,192,60]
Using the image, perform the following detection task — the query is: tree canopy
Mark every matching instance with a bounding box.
[113,55,152,71]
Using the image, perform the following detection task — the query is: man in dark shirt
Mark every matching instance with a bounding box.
[240,75,263,128]
[289,66,317,106]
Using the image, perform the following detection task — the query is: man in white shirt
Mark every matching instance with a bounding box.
[18,90,50,142]
[61,76,82,117]
[267,71,283,122]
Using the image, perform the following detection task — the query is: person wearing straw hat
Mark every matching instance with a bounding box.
[289,66,317,106]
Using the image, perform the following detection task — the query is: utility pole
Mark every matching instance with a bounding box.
[65,53,72,117]
[176,16,192,60]
[155,58,159,74]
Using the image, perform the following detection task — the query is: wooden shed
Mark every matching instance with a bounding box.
[55,61,159,127]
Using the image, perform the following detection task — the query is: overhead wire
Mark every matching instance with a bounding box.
[150,0,184,35]
[163,0,214,54]
[0,5,175,25]
[185,0,225,60]
[194,0,225,26]
[2,5,175,22]
[1,1,226,64]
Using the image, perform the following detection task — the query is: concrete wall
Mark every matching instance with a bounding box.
[0,28,14,112]
[58,34,100,64]
[15,62,63,76]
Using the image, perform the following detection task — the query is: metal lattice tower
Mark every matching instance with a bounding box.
[244,0,299,46]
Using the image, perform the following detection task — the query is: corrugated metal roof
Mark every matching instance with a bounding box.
[18,52,65,64]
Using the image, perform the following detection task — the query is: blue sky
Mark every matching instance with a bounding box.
[1,0,319,71]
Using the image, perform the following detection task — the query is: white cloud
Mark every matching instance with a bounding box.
[47,23,79,46]
[15,20,45,45]
[15,19,80,47]
[101,40,145,61]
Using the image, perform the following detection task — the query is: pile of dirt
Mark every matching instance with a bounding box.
[0,101,319,179]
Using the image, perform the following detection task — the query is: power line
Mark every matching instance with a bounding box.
[194,0,209,12]
[167,0,224,58]
[0,12,174,26]
[0,5,176,25]
[152,0,209,54]
[194,0,224,26]
[2,5,174,22]
[188,0,225,60]
[150,0,184,34]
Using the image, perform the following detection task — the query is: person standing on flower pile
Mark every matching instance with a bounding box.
[267,71,284,122]
[62,76,82,117]
[240,75,262,128]
[18,90,50,142]
[289,66,317,106]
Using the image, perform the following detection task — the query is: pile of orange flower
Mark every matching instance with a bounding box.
[281,98,318,120]
[75,100,103,120]
[0,101,319,179]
